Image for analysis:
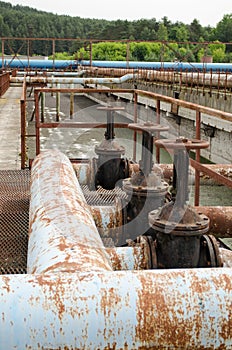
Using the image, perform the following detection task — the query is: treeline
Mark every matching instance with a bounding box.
[0,1,232,62]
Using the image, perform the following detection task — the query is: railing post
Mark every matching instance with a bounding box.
[20,99,26,169]
[156,99,161,163]
[133,90,138,162]
[195,110,201,206]
[35,90,40,155]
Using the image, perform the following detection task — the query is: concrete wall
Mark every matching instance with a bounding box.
[86,82,232,164]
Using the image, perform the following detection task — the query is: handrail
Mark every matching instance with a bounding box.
[21,86,232,206]
[0,71,10,96]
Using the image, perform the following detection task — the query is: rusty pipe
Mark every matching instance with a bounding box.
[72,161,139,187]
[107,245,152,270]
[28,149,112,274]
[195,206,232,237]
[0,268,231,349]
[11,73,137,85]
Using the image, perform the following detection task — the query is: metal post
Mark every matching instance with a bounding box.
[70,83,74,119]
[52,39,55,70]
[20,88,26,169]
[156,99,161,163]
[40,92,45,123]
[56,83,60,122]
[195,110,201,206]
[35,90,40,155]
[133,91,138,162]
[1,39,4,70]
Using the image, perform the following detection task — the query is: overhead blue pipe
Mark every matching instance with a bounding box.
[79,60,232,72]
[1,59,78,70]
[1,58,232,72]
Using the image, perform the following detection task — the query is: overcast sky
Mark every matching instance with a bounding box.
[6,0,232,26]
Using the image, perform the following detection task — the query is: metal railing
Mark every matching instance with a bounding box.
[20,85,232,206]
[0,71,10,96]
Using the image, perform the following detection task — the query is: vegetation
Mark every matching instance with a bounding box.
[0,1,231,62]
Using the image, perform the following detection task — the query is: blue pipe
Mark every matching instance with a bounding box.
[1,58,232,72]
[79,60,232,72]
[1,59,78,70]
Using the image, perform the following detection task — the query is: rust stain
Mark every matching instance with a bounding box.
[35,275,66,321]
[2,276,11,293]
[135,272,203,348]
[107,249,122,271]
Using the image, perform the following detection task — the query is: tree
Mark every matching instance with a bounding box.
[157,23,168,41]
[215,14,232,51]
[188,19,204,42]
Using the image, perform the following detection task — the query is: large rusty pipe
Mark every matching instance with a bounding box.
[0,268,231,349]
[28,149,112,273]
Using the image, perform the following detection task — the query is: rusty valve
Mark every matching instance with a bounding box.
[122,122,169,239]
[149,137,222,268]
[94,106,129,190]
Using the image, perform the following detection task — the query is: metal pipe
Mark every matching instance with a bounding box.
[11,74,137,85]
[16,70,86,76]
[91,205,123,244]
[219,248,232,267]
[106,245,152,270]
[195,206,232,237]
[28,149,112,273]
[0,268,231,349]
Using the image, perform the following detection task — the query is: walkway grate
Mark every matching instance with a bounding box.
[0,170,30,274]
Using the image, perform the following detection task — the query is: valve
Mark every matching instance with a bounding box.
[94,106,130,190]
[122,122,169,239]
[149,137,222,268]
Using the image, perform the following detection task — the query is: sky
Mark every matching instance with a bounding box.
[5,0,232,27]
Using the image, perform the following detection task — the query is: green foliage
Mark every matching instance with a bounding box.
[215,14,232,47]
[91,42,127,61]
[197,41,226,62]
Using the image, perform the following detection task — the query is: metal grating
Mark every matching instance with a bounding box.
[0,170,127,274]
[82,185,127,206]
[0,170,30,274]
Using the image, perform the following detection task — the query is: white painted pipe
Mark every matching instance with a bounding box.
[0,268,231,349]
[28,149,112,273]
[11,73,137,85]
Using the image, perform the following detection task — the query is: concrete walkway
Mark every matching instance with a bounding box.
[0,86,22,170]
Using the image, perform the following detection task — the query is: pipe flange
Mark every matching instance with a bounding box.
[127,235,157,269]
[95,139,125,156]
[123,178,169,198]
[199,234,223,267]
[149,203,210,236]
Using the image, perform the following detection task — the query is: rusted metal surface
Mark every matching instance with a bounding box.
[28,149,112,273]
[72,162,92,186]
[196,206,232,237]
[0,268,231,349]
[11,73,137,85]
[106,244,152,270]
[91,204,123,244]
[0,71,10,96]
[219,248,232,267]
[191,159,232,189]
